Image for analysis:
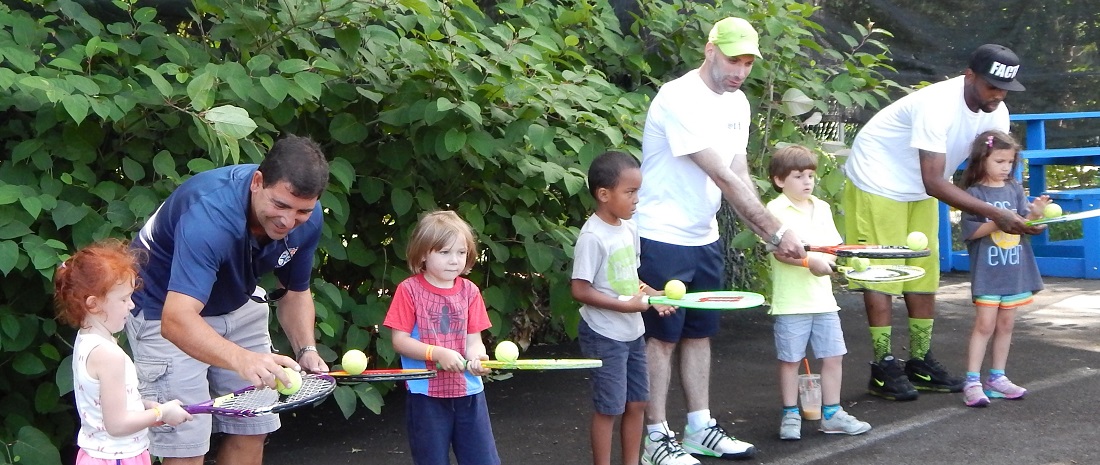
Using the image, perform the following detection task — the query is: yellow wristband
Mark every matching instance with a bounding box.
[802,258,809,268]
[425,345,434,362]
[152,406,163,423]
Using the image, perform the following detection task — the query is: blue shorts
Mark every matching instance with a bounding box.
[406,392,500,465]
[639,238,725,342]
[578,319,649,415]
[773,312,848,363]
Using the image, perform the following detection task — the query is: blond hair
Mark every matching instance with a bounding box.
[406,211,478,274]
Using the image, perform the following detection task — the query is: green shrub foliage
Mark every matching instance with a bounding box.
[0,0,896,460]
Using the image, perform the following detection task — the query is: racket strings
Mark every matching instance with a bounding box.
[215,375,335,415]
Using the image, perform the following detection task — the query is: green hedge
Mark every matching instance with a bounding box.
[0,0,897,462]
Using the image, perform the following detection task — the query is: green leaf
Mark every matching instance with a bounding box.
[278,59,311,74]
[53,201,90,228]
[187,70,217,111]
[354,384,384,414]
[391,188,413,215]
[19,196,42,220]
[444,128,467,153]
[203,105,258,139]
[34,382,59,413]
[524,239,554,273]
[329,113,366,144]
[12,426,63,465]
[135,64,173,98]
[12,352,46,375]
[122,156,146,181]
[0,184,20,204]
[334,385,357,418]
[259,75,290,102]
[0,240,19,275]
[61,95,90,123]
[152,150,179,179]
[0,220,32,240]
[293,72,326,100]
[329,157,355,191]
[781,87,814,116]
[56,354,74,395]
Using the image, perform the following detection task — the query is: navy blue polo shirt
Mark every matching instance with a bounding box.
[131,164,323,319]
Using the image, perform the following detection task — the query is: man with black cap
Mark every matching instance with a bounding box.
[841,44,1042,402]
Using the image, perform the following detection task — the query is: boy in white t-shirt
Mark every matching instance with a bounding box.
[571,151,672,465]
[766,145,870,440]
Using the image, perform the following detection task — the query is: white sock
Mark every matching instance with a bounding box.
[686,409,711,432]
[646,421,671,437]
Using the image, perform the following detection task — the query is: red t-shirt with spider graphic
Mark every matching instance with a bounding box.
[383,274,492,398]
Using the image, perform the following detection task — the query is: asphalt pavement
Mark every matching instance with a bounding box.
[264,273,1100,464]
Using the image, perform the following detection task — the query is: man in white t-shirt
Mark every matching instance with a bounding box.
[634,17,805,465]
[841,44,1042,402]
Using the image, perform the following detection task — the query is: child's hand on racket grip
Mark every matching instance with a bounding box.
[155,400,192,427]
[463,356,491,376]
[433,347,468,372]
[806,257,833,277]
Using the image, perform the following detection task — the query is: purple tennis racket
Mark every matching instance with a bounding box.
[182,373,336,417]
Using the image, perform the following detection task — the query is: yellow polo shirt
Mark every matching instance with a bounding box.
[766,194,841,315]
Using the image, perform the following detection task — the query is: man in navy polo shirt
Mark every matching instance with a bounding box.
[125,135,330,465]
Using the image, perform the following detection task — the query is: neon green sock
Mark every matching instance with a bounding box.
[869,326,892,360]
[909,318,934,360]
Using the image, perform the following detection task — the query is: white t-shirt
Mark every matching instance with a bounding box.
[571,214,645,342]
[73,332,149,459]
[636,69,752,246]
[843,76,1011,202]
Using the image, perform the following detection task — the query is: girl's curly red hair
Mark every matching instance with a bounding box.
[54,239,143,328]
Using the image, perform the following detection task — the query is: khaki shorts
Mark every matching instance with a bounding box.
[842,179,940,295]
[125,300,280,458]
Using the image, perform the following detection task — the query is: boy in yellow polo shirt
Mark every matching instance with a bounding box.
[765,145,871,440]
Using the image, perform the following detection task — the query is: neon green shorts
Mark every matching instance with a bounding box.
[841,179,940,295]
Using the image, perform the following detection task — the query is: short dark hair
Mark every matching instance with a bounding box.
[587,151,640,198]
[767,145,817,192]
[258,135,329,199]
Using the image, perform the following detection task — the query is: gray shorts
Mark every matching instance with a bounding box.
[773,312,847,363]
[578,319,649,416]
[124,300,280,458]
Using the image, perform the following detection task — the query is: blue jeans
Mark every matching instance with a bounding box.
[406,392,500,465]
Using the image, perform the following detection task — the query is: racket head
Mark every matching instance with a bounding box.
[184,373,336,417]
[824,245,930,259]
[841,264,926,283]
[1026,208,1100,225]
[481,359,603,370]
[653,291,766,310]
[328,369,437,384]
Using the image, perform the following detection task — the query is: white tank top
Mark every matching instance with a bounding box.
[73,332,149,459]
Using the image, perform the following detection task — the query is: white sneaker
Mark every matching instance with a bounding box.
[642,430,700,465]
[779,410,802,440]
[681,418,755,459]
[819,408,872,435]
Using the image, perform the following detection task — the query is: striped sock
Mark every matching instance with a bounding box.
[966,371,981,384]
[989,369,1005,382]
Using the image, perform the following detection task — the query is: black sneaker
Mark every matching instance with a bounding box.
[868,355,919,401]
[905,352,965,392]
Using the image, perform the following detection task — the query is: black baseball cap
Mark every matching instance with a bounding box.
[968,44,1025,91]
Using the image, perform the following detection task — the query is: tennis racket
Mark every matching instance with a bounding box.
[481,359,603,370]
[1026,208,1100,225]
[832,264,926,283]
[327,369,436,384]
[806,244,930,258]
[182,373,336,417]
[617,291,766,310]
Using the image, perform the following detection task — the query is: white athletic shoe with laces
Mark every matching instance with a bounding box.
[681,418,756,459]
[642,430,700,465]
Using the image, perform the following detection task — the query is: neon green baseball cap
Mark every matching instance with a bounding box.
[708,17,761,58]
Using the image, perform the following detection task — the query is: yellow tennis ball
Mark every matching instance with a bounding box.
[664,280,687,300]
[851,257,871,271]
[494,341,519,362]
[906,231,928,251]
[1044,203,1062,219]
[341,349,369,375]
[276,367,303,395]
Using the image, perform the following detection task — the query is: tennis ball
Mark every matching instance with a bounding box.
[1044,203,1062,219]
[341,349,369,375]
[664,280,687,300]
[494,341,519,362]
[276,367,302,395]
[851,257,871,272]
[906,231,929,251]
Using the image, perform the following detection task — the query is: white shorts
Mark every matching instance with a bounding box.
[124,300,280,458]
[773,312,848,363]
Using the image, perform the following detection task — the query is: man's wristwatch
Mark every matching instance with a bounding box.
[297,345,317,359]
[770,225,790,247]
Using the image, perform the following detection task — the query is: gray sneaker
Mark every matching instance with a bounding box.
[779,411,802,440]
[819,408,871,435]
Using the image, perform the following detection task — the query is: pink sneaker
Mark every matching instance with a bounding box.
[984,376,1027,399]
[963,383,989,407]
